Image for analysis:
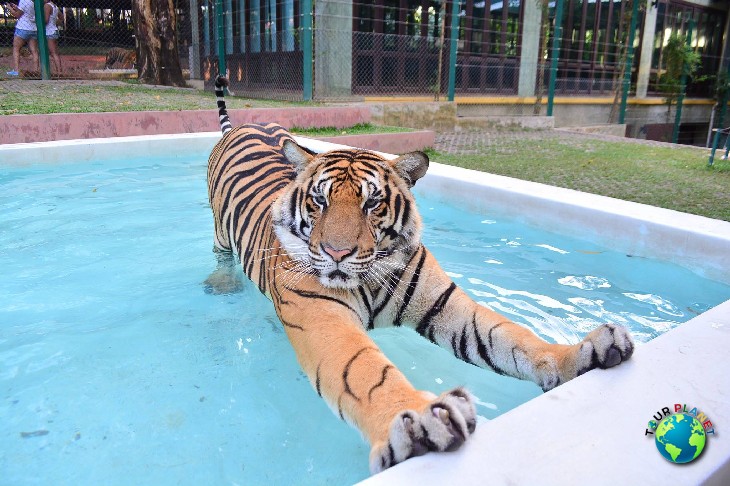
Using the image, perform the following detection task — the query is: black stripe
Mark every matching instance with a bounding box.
[512,347,521,375]
[229,164,290,203]
[474,319,506,375]
[280,318,304,331]
[450,333,459,359]
[242,204,274,275]
[233,180,289,255]
[372,246,421,321]
[577,344,600,376]
[420,424,438,450]
[393,194,402,227]
[212,140,286,193]
[415,282,457,341]
[367,365,393,401]
[358,287,374,330]
[315,364,322,396]
[394,247,427,326]
[343,347,373,401]
[459,325,471,364]
[488,322,505,350]
[401,198,411,228]
[287,288,362,324]
[217,155,289,209]
[289,187,300,230]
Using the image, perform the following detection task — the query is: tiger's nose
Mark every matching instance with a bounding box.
[322,244,356,262]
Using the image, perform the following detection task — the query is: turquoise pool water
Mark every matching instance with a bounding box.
[2,155,729,485]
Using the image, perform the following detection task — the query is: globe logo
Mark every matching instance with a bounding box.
[655,413,707,464]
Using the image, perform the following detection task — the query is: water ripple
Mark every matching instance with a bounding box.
[558,275,611,290]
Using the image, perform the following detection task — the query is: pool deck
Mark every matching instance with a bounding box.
[3,133,729,485]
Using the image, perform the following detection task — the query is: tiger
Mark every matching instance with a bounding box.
[205,75,634,474]
[104,47,136,69]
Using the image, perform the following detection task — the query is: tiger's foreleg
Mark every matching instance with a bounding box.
[202,247,244,294]
[275,298,477,473]
[407,249,634,391]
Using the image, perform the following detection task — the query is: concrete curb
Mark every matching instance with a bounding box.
[317,131,435,153]
[0,106,372,144]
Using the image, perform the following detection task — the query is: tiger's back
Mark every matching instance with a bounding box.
[104,47,136,69]
[207,123,297,294]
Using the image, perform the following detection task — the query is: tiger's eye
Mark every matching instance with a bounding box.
[313,194,326,206]
[364,198,379,211]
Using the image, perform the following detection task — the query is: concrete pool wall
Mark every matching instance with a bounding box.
[3,133,729,485]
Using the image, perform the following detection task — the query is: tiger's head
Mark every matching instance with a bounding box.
[272,141,429,290]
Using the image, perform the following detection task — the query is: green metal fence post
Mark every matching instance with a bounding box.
[709,130,723,167]
[301,0,313,101]
[672,20,694,144]
[546,0,564,117]
[215,0,226,77]
[447,0,460,102]
[34,0,51,79]
[618,0,639,124]
[708,61,730,166]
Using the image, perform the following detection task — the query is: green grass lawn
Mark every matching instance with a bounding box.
[290,123,413,137]
[0,81,311,115]
[427,136,730,222]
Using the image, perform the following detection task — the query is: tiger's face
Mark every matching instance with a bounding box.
[272,143,429,290]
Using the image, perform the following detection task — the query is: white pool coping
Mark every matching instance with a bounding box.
[3,133,729,485]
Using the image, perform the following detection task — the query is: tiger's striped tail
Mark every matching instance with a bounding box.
[214,75,233,134]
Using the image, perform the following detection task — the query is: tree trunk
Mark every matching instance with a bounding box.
[131,0,186,87]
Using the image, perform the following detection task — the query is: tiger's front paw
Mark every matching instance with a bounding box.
[203,267,244,295]
[576,323,634,377]
[369,387,477,474]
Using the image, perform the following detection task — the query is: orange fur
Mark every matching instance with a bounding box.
[104,47,136,69]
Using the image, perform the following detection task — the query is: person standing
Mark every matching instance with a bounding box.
[44,0,63,75]
[7,0,39,77]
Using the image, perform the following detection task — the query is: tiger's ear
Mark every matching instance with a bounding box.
[390,151,429,187]
[283,139,315,172]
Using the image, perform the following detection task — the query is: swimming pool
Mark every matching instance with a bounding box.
[2,135,729,485]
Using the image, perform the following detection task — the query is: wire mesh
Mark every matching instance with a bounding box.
[622,4,728,146]
[1,0,728,147]
[0,0,192,81]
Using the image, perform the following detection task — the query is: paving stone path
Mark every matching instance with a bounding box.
[433,127,710,155]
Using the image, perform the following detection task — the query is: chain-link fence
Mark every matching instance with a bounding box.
[196,0,730,142]
[0,0,193,81]
[624,1,728,147]
[2,0,729,148]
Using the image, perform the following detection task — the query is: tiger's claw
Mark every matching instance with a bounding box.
[575,323,634,377]
[369,387,477,474]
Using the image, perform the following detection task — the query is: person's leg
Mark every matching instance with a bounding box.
[11,35,25,73]
[48,39,62,75]
[28,38,39,72]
